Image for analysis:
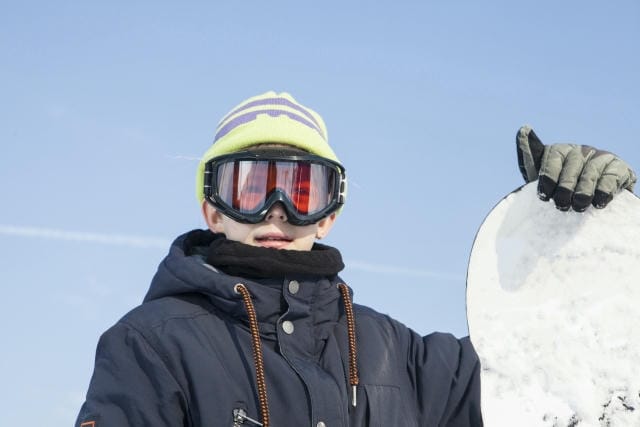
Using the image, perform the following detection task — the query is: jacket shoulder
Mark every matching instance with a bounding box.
[118,293,214,333]
[352,303,477,373]
[354,303,470,343]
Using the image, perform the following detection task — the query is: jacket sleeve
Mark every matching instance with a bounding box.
[406,330,483,426]
[75,322,189,427]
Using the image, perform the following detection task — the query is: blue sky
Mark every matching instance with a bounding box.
[1,1,639,424]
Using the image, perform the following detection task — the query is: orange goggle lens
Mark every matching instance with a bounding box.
[216,159,336,215]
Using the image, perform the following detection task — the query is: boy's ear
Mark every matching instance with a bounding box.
[316,212,337,239]
[201,201,225,233]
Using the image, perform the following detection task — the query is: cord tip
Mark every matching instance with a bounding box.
[351,385,357,407]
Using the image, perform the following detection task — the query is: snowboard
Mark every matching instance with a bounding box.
[466,182,640,427]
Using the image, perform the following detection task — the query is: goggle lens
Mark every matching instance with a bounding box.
[215,159,337,216]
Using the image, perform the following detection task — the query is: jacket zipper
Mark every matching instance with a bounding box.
[233,408,263,426]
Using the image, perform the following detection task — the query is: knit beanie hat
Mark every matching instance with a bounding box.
[196,91,342,203]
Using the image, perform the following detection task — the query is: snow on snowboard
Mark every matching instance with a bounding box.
[466,182,640,426]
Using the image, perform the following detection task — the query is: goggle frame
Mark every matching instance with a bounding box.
[204,151,346,226]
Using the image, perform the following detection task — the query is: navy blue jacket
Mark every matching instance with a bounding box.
[76,232,482,426]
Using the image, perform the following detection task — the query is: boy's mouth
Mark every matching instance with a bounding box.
[254,233,293,249]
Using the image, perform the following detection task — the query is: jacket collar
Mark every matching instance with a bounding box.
[144,230,347,341]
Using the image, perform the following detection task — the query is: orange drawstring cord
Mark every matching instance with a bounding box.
[235,284,270,427]
[338,283,360,407]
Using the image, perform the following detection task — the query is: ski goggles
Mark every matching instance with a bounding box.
[203,152,346,225]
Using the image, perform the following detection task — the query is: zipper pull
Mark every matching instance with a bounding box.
[233,408,263,427]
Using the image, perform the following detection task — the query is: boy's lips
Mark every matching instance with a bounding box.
[254,233,293,249]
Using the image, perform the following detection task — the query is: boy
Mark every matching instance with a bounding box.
[76,92,635,427]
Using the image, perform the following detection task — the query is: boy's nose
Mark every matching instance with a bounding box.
[265,202,288,222]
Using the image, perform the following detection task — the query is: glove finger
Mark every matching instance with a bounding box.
[554,146,588,211]
[591,158,635,209]
[592,182,615,210]
[516,125,546,183]
[571,191,594,212]
[573,151,615,211]
[537,144,574,202]
[537,175,556,202]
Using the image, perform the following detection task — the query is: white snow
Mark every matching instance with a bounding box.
[467,183,640,426]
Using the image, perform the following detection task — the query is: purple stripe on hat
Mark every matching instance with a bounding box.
[214,109,324,142]
[219,97,324,138]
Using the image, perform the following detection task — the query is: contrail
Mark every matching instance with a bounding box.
[0,225,171,249]
[165,154,201,161]
[0,224,460,279]
[346,260,462,281]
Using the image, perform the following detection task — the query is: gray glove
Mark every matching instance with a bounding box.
[516,125,636,212]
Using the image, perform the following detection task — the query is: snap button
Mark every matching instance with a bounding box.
[282,320,295,334]
[288,280,300,294]
[317,422,326,427]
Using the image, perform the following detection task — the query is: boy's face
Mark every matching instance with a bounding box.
[202,201,336,251]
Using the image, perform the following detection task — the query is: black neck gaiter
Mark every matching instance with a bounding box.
[204,233,344,279]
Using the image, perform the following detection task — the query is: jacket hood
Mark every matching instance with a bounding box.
[144,230,239,302]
